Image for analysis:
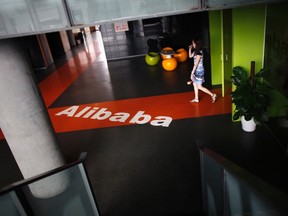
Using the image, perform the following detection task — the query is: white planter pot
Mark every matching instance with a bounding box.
[241,116,256,132]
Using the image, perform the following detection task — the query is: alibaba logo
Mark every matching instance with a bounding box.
[55,106,173,127]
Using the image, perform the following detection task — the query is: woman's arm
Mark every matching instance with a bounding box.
[188,45,194,58]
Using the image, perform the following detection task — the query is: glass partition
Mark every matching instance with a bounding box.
[0,0,285,39]
[225,171,287,216]
[0,0,70,38]
[65,0,200,26]
[0,153,100,216]
[0,191,27,216]
[200,151,224,215]
[205,0,282,9]
[199,146,288,216]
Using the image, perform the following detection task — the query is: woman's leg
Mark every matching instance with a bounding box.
[191,82,199,101]
[198,85,217,103]
[198,85,213,96]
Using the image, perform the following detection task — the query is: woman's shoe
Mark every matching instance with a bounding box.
[212,94,217,103]
[190,98,199,103]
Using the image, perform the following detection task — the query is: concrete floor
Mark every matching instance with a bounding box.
[0,30,287,216]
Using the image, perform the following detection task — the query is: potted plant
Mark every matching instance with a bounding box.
[230,61,270,132]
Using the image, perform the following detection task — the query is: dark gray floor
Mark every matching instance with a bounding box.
[1,30,288,216]
[1,112,287,215]
[57,118,203,215]
[55,112,288,215]
[49,56,194,108]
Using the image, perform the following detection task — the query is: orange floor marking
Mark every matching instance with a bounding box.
[39,51,96,108]
[38,32,105,108]
[48,89,231,133]
[0,89,231,140]
[0,131,3,140]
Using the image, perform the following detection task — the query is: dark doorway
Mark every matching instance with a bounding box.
[46,32,65,59]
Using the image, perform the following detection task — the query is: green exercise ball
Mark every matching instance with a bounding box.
[145,52,160,66]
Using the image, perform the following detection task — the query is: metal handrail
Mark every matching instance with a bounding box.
[0,152,87,195]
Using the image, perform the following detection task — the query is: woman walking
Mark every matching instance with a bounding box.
[187,38,217,103]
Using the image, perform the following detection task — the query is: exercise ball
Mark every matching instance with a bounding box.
[160,47,173,59]
[145,52,160,66]
[162,57,178,71]
[174,48,188,62]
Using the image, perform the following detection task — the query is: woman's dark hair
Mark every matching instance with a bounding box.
[192,37,202,53]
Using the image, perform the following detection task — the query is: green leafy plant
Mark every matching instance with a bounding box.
[230,63,270,125]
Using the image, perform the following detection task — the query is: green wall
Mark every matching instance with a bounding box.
[209,5,267,120]
[265,2,288,117]
[232,5,266,73]
[209,10,222,86]
[232,5,266,120]
[209,4,288,120]
[209,6,266,90]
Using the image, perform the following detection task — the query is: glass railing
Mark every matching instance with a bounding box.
[0,152,101,216]
[199,144,288,216]
[65,0,200,26]
[1,0,285,39]
[205,0,284,9]
[0,0,70,38]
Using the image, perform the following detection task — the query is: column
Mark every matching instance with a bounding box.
[66,30,77,47]
[0,38,68,198]
[133,20,144,37]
